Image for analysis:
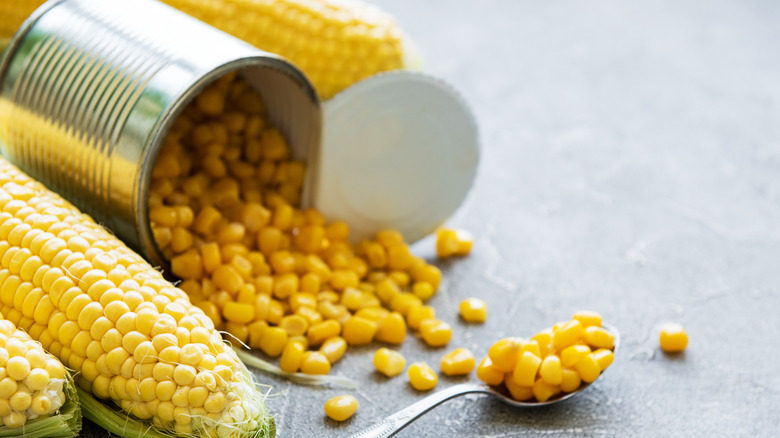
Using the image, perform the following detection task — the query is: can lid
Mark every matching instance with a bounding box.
[310,71,479,243]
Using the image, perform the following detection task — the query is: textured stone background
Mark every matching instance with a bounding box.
[79,0,780,436]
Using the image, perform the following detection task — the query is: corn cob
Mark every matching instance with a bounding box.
[0,0,410,99]
[0,157,273,437]
[0,312,78,434]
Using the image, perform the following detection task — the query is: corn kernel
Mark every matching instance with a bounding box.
[476,356,504,386]
[222,301,254,324]
[419,319,452,347]
[300,352,330,375]
[390,293,422,316]
[560,344,591,368]
[659,323,688,353]
[406,305,435,331]
[324,395,358,422]
[488,338,523,373]
[513,351,542,387]
[342,317,377,346]
[440,348,475,376]
[407,362,437,391]
[592,349,614,371]
[574,353,601,383]
[504,373,533,401]
[411,282,435,301]
[279,341,306,373]
[572,310,602,328]
[552,320,583,350]
[373,348,406,377]
[258,327,288,357]
[375,312,406,345]
[560,368,582,393]
[583,326,615,350]
[539,355,563,385]
[319,337,347,364]
[532,378,561,402]
[459,298,487,323]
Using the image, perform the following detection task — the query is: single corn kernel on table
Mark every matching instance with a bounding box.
[70,0,780,436]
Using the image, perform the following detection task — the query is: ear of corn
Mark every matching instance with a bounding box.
[0,0,412,99]
[0,157,274,438]
[0,313,80,437]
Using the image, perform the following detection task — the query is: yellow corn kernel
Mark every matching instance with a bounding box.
[296,306,323,327]
[539,355,563,385]
[476,356,504,386]
[300,352,330,375]
[572,310,602,328]
[592,349,614,371]
[375,312,406,345]
[300,273,321,294]
[375,230,404,248]
[279,341,306,373]
[504,373,533,401]
[342,316,378,346]
[574,353,601,383]
[419,319,452,347]
[247,321,267,349]
[406,305,435,331]
[323,395,358,422]
[520,340,541,358]
[364,243,387,268]
[513,351,542,387]
[410,282,435,301]
[373,348,406,377]
[411,264,441,290]
[530,329,553,357]
[659,323,688,353]
[560,344,591,368]
[354,307,389,322]
[488,338,523,373]
[386,245,413,271]
[375,278,400,304]
[407,362,437,391]
[279,314,309,337]
[458,298,487,323]
[307,319,341,347]
[319,337,347,364]
[222,301,254,324]
[390,293,422,317]
[329,270,359,291]
[532,378,561,402]
[439,348,475,376]
[560,368,582,393]
[266,300,285,325]
[258,327,288,357]
[583,326,615,350]
[552,320,583,350]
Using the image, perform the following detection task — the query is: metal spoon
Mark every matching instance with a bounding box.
[351,323,619,438]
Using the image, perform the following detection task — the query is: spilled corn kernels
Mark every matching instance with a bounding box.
[478,311,615,403]
[659,323,688,353]
[149,73,459,377]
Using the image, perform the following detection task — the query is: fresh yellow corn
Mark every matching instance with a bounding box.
[419,319,452,347]
[323,395,358,422]
[483,312,616,403]
[659,323,688,353]
[407,362,437,391]
[439,348,475,376]
[373,348,405,378]
[0,0,410,99]
[0,157,273,437]
[435,228,473,258]
[374,312,406,344]
[458,298,487,323]
[0,315,68,428]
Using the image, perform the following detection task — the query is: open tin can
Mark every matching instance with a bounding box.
[0,0,479,271]
[0,0,321,269]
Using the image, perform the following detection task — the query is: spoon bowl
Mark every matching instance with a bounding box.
[351,323,619,438]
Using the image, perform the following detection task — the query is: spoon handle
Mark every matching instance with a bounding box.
[350,383,489,438]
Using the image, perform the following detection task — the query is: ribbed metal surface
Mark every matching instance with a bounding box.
[0,0,321,269]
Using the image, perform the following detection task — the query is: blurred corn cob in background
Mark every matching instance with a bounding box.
[0,0,413,99]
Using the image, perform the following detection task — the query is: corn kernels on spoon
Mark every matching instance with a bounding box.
[351,323,619,438]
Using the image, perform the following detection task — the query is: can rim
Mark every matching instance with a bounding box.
[137,54,320,273]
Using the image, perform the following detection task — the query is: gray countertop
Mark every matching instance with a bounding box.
[79,0,780,436]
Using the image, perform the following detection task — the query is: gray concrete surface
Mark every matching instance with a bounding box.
[79,0,780,436]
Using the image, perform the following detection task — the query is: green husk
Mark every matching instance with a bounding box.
[0,374,81,438]
[78,388,169,438]
[235,348,358,389]
[78,357,275,438]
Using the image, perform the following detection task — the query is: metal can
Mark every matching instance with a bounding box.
[0,0,321,269]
